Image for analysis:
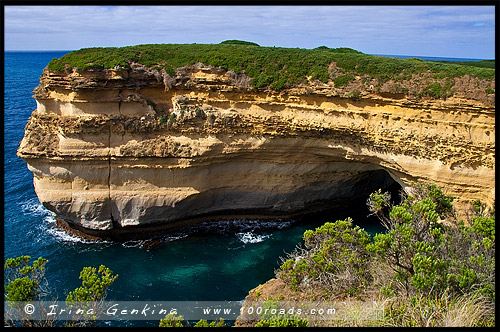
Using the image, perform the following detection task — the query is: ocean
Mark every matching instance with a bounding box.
[3,51,394,327]
[371,54,489,62]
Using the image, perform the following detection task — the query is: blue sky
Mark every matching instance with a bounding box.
[4,5,495,59]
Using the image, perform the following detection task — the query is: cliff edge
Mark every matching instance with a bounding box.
[17,44,495,239]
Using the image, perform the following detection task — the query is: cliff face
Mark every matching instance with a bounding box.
[17,63,495,237]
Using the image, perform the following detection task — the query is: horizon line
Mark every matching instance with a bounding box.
[4,49,494,61]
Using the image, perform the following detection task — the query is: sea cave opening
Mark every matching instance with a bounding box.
[289,168,404,236]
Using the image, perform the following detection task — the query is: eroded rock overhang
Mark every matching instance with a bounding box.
[17,65,496,236]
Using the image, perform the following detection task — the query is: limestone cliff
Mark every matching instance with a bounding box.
[17,60,495,239]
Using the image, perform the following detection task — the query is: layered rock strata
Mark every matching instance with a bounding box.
[17,63,495,238]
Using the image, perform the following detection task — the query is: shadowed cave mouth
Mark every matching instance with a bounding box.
[57,169,402,245]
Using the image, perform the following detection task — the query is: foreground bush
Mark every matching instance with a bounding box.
[158,314,227,327]
[279,218,372,297]
[4,257,118,327]
[276,182,495,327]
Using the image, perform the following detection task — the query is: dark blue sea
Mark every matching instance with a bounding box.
[372,54,489,62]
[3,51,394,327]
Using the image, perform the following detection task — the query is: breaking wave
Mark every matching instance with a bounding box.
[20,198,294,247]
[119,219,291,248]
[236,231,271,244]
[20,198,51,217]
[21,198,111,245]
[190,218,294,234]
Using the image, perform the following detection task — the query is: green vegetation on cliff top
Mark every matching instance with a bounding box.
[47,41,495,90]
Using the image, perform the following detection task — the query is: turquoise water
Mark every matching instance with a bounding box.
[4,51,391,327]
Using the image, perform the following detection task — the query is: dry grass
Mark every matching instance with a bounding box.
[441,292,495,327]
[382,291,495,327]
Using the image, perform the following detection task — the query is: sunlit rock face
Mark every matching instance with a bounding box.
[17,63,495,236]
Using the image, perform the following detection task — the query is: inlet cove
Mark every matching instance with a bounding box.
[6,41,495,327]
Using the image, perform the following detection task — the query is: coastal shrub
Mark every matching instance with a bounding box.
[437,59,495,69]
[333,74,355,87]
[66,265,118,302]
[4,256,49,302]
[420,82,454,99]
[254,300,309,327]
[64,265,118,327]
[159,114,167,125]
[47,43,495,93]
[193,319,209,327]
[4,256,55,327]
[167,113,176,129]
[366,183,495,298]
[275,181,495,326]
[158,315,226,327]
[278,218,372,296]
[220,40,260,46]
[255,317,309,327]
[159,313,185,327]
[193,318,227,327]
[4,257,118,327]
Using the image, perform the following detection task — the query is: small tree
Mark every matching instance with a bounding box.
[366,183,494,298]
[275,182,495,326]
[4,256,49,302]
[278,218,372,297]
[65,265,118,327]
[4,256,55,327]
[4,257,118,327]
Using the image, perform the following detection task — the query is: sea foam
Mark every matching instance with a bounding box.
[236,231,271,244]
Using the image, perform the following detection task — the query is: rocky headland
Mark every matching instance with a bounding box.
[17,43,495,240]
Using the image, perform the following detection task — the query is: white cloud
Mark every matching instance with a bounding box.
[4,5,495,58]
